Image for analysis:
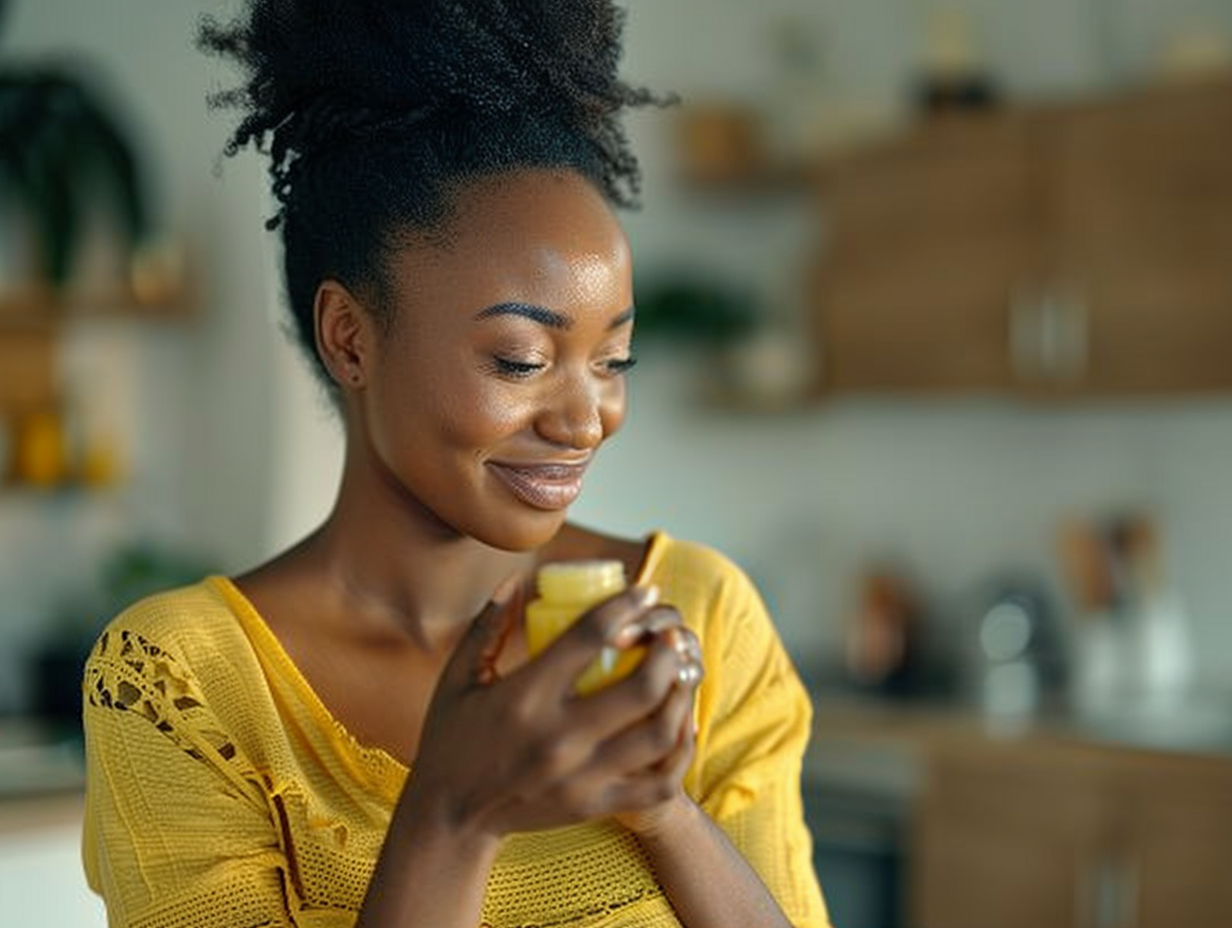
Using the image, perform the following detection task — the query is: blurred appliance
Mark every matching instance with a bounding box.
[1058,512,1193,719]
[963,575,1066,727]
[803,738,919,928]
[843,570,926,698]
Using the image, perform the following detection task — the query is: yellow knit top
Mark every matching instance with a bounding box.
[81,532,831,928]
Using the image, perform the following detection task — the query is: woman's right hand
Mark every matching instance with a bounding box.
[401,580,699,841]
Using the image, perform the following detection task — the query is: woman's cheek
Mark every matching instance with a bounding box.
[599,380,627,439]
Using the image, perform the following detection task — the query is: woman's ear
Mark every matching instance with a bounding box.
[315,280,373,389]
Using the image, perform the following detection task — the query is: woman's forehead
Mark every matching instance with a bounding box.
[386,169,632,307]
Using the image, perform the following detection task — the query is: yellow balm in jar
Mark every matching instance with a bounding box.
[525,560,646,695]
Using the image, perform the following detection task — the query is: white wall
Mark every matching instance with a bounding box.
[0,811,106,928]
[3,0,1232,714]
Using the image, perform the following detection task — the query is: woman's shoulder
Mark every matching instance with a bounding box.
[84,577,271,737]
[91,577,241,660]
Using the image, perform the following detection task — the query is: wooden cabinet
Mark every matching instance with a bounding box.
[911,738,1232,928]
[816,112,1042,393]
[812,79,1232,396]
[1044,80,1232,394]
[911,740,1104,928]
[1118,754,1232,928]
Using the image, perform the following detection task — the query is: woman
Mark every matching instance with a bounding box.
[81,2,831,926]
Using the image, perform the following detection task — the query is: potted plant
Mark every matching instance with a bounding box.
[0,0,150,293]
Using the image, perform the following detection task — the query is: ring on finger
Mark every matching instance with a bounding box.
[676,660,703,688]
[670,631,701,660]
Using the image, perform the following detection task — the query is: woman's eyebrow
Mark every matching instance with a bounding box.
[474,302,570,329]
[474,301,636,331]
[607,306,635,330]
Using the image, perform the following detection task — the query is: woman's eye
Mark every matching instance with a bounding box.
[604,356,638,375]
[492,356,546,378]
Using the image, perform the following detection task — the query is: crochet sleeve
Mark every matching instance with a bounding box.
[686,560,832,928]
[81,624,297,928]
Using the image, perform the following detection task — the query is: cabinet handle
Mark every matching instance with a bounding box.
[1010,284,1042,381]
[1078,852,1139,928]
[1114,854,1139,928]
[1095,857,1121,928]
[1045,284,1089,383]
[1008,283,1090,386]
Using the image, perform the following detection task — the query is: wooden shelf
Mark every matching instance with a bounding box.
[0,327,57,417]
[0,285,191,330]
[0,280,193,426]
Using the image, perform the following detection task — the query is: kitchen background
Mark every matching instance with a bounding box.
[3,1,1232,927]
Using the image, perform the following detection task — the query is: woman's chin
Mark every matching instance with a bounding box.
[479,510,571,554]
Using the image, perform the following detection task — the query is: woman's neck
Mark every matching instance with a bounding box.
[289,472,539,652]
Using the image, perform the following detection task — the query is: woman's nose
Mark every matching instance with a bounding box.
[535,374,613,450]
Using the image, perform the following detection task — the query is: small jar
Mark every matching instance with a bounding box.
[525,560,644,695]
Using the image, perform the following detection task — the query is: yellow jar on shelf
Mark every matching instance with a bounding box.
[14,408,68,488]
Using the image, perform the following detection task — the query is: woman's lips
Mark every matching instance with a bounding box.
[487,461,588,511]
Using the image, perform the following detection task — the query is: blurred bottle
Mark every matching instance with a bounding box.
[914,5,999,116]
[1112,515,1193,713]
[844,570,923,697]
[1154,21,1232,85]
[14,406,69,488]
[1058,517,1122,717]
[68,387,126,489]
[1058,512,1193,718]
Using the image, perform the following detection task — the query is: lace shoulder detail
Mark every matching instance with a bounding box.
[85,626,243,769]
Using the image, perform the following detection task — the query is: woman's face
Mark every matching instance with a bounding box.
[352,169,635,552]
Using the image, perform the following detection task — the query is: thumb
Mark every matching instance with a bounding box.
[445,573,524,688]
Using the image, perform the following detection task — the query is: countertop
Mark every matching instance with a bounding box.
[801,686,1232,802]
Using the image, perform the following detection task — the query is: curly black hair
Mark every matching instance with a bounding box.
[198,0,668,391]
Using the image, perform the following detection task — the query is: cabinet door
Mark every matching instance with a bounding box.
[911,744,1109,928]
[817,114,1041,392]
[1048,80,1232,393]
[1125,757,1232,928]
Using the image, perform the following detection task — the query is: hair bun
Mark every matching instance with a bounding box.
[201,0,667,228]
[203,0,643,143]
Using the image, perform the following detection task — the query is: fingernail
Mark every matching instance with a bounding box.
[633,584,660,609]
[491,572,522,606]
[610,621,644,647]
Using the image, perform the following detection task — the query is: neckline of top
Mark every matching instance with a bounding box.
[206,530,669,791]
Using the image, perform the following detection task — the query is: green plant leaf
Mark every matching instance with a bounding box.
[0,67,151,287]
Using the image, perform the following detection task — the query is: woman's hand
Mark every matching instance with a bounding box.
[608,608,703,836]
[403,581,703,842]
